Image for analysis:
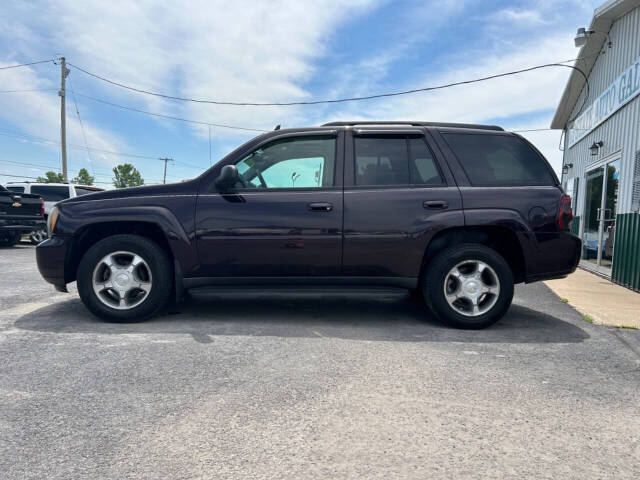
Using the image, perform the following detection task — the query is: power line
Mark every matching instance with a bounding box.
[510,128,555,133]
[0,88,57,93]
[0,172,40,180]
[0,130,163,160]
[74,92,268,132]
[0,59,53,70]
[0,172,123,184]
[68,57,590,107]
[174,159,206,170]
[0,158,113,180]
[0,129,211,172]
[0,158,63,170]
[68,76,96,176]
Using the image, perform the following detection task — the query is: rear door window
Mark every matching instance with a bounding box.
[408,138,444,186]
[442,133,556,186]
[30,185,70,202]
[354,136,443,186]
[5,186,24,193]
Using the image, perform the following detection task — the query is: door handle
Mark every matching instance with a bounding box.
[308,202,333,212]
[423,200,448,209]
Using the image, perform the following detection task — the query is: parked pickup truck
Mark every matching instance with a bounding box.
[0,184,45,247]
[36,121,581,328]
[5,182,104,244]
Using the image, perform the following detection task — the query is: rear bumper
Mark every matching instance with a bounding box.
[525,231,582,283]
[36,235,71,290]
[0,219,45,235]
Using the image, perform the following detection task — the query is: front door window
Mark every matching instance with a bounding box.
[234,136,335,189]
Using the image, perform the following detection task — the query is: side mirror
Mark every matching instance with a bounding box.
[215,165,239,192]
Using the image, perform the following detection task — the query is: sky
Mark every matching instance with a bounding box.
[0,0,602,187]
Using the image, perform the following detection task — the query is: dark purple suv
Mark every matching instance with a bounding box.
[36,121,580,328]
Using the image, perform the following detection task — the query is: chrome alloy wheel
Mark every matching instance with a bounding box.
[92,251,152,310]
[30,229,47,244]
[443,260,500,317]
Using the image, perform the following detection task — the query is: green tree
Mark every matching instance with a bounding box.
[112,163,144,188]
[72,168,94,186]
[36,171,64,183]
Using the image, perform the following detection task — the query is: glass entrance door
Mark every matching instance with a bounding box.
[581,159,620,275]
[601,160,619,268]
[582,166,604,268]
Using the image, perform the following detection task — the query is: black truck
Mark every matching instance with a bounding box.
[0,184,45,247]
[36,121,580,328]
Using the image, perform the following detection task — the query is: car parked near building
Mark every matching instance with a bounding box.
[5,182,103,244]
[0,184,45,247]
[36,122,580,328]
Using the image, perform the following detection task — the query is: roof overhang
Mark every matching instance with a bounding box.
[550,0,640,129]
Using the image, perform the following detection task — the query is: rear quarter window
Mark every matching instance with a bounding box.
[442,133,556,186]
[74,187,103,196]
[30,185,70,202]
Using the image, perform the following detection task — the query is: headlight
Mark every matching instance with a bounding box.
[47,207,59,235]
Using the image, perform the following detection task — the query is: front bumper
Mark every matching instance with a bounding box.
[36,235,71,291]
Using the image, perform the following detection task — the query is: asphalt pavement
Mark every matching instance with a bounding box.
[1,244,639,479]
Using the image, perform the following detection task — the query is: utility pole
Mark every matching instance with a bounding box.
[159,157,173,184]
[58,57,70,183]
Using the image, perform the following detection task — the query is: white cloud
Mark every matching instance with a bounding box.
[0,62,129,172]
[0,0,381,182]
[0,0,600,183]
[42,0,382,136]
[491,8,548,25]
[320,30,579,170]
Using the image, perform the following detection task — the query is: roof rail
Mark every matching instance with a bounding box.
[321,121,504,131]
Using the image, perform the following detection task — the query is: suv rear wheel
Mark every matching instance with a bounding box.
[77,234,172,322]
[422,243,514,329]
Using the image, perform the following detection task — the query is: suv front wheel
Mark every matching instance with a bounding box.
[77,234,172,322]
[423,244,514,329]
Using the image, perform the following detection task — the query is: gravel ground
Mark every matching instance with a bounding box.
[1,244,639,479]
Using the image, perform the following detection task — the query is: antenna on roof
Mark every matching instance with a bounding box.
[274,124,281,130]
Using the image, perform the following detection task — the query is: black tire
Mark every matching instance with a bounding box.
[422,243,514,329]
[77,234,173,322]
[0,232,20,247]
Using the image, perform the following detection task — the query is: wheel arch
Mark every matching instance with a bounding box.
[65,221,175,285]
[420,226,527,285]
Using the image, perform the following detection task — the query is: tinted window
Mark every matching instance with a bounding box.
[355,137,443,186]
[235,136,335,189]
[409,138,443,185]
[75,187,102,196]
[355,137,409,186]
[442,133,555,186]
[30,185,70,202]
[6,186,24,193]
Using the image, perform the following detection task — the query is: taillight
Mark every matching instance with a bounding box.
[558,194,573,231]
[40,197,44,217]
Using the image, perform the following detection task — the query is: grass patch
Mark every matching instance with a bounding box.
[583,314,595,324]
[615,324,639,330]
[560,298,569,303]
